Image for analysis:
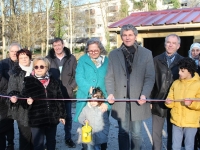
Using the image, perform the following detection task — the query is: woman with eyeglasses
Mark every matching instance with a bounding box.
[74,38,111,150]
[7,49,33,150]
[20,57,65,150]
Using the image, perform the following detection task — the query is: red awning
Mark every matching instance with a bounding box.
[109,7,200,28]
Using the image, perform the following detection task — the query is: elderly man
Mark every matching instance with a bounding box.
[0,43,20,80]
[151,34,183,150]
[106,24,155,150]
[46,37,77,148]
[0,43,21,150]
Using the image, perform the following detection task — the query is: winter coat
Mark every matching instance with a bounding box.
[0,74,13,133]
[0,58,18,80]
[151,53,183,117]
[7,65,30,126]
[105,43,155,121]
[165,73,200,128]
[78,103,109,145]
[0,76,8,121]
[21,75,66,127]
[74,54,110,122]
[46,47,77,98]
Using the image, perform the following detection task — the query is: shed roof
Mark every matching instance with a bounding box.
[109,7,200,31]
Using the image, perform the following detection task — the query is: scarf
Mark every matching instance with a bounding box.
[90,55,105,68]
[165,52,177,67]
[121,44,136,74]
[19,61,33,77]
[34,72,50,88]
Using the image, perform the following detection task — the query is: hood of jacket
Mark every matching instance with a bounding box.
[179,72,199,82]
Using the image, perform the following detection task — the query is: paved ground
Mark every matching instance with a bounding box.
[13,102,172,150]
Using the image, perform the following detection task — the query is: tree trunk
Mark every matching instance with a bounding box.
[1,0,6,59]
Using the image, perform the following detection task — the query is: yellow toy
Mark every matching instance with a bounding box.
[81,122,92,143]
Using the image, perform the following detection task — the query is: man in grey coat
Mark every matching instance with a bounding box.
[106,24,155,150]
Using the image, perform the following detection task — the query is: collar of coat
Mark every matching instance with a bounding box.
[12,64,26,77]
[48,47,71,59]
[120,41,139,52]
[158,52,183,67]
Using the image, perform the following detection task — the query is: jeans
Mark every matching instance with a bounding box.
[118,102,142,150]
[172,124,197,150]
[31,126,57,150]
[64,101,72,140]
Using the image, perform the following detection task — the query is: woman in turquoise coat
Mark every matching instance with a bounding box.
[74,37,110,123]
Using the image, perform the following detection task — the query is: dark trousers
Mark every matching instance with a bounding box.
[0,118,14,150]
[64,101,72,140]
[152,111,172,150]
[31,126,57,150]
[17,121,33,150]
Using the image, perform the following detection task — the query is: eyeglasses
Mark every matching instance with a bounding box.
[34,65,46,70]
[88,50,100,54]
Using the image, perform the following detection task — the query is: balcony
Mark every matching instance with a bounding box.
[108,6,118,12]
[85,9,95,15]
[86,28,95,33]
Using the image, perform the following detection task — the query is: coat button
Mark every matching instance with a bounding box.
[93,80,96,82]
[124,85,126,87]
[124,97,126,98]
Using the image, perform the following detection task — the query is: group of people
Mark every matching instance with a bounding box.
[0,23,200,150]
[0,39,77,150]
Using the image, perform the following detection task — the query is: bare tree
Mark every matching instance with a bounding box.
[1,0,6,59]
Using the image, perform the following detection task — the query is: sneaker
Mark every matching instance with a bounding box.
[6,145,14,150]
[65,139,76,148]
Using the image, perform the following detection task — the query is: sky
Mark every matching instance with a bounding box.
[80,0,100,5]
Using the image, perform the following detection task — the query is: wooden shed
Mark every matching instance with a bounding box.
[108,7,200,57]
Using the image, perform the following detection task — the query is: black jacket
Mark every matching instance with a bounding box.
[151,52,183,117]
[0,58,18,80]
[0,77,14,133]
[0,76,8,121]
[46,47,77,98]
[21,75,66,127]
[7,65,30,126]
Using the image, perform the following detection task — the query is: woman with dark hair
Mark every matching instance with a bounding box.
[74,37,111,150]
[7,49,33,150]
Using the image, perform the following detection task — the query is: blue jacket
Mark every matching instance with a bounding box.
[74,54,109,122]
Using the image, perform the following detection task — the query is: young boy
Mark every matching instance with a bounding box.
[78,87,110,150]
[165,57,200,150]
